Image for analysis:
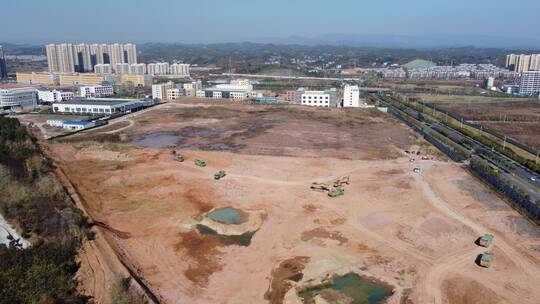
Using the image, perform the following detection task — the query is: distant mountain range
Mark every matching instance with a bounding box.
[250,33,540,49]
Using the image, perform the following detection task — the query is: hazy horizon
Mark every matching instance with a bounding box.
[4,0,540,48]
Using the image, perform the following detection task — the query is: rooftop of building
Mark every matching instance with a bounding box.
[62,120,92,125]
[54,98,142,106]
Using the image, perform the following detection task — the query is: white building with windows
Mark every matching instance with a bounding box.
[183,80,202,96]
[0,87,38,109]
[94,64,112,74]
[129,63,147,75]
[79,85,114,98]
[52,98,153,115]
[166,88,182,100]
[38,89,74,103]
[519,71,540,95]
[115,63,130,74]
[152,81,176,100]
[343,85,360,108]
[169,63,190,77]
[301,89,337,107]
[147,62,170,75]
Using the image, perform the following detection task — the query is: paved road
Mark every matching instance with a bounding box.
[379,95,540,201]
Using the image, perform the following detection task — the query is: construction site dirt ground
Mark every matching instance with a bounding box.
[46,100,540,304]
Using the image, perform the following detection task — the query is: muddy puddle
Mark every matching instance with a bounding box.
[196,224,255,246]
[298,273,392,304]
[131,132,183,149]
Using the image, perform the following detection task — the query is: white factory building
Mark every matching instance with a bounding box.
[52,98,153,115]
[46,119,95,130]
[79,85,114,98]
[301,89,337,107]
[0,87,38,109]
[198,79,256,100]
[38,89,74,103]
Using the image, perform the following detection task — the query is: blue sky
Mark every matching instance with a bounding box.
[3,0,540,44]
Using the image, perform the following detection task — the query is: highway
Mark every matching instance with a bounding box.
[377,94,540,202]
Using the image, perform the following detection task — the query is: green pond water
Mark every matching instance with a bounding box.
[298,273,392,304]
[207,208,246,225]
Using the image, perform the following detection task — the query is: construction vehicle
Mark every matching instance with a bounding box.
[310,182,331,192]
[478,234,494,247]
[413,167,421,173]
[195,160,207,167]
[214,171,226,180]
[328,187,345,198]
[174,154,184,162]
[479,251,493,268]
[333,176,350,188]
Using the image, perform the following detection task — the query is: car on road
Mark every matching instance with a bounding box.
[531,177,537,182]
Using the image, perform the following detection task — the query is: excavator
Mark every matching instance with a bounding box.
[195,159,207,167]
[310,182,331,192]
[333,176,350,188]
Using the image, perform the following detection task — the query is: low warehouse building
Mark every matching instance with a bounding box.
[52,98,153,115]
[47,119,95,130]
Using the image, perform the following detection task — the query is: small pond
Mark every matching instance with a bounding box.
[298,273,392,304]
[207,207,247,225]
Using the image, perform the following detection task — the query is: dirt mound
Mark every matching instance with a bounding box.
[301,227,348,245]
[265,257,310,304]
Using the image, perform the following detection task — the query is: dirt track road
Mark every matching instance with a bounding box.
[415,171,540,304]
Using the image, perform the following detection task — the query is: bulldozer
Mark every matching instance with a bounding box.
[328,187,345,198]
[333,176,350,188]
[214,171,226,180]
[174,154,184,162]
[195,159,207,167]
[310,182,331,192]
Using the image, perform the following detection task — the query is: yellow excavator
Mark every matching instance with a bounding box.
[310,182,331,192]
[333,176,350,188]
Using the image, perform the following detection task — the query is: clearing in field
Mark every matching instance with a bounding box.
[47,99,540,304]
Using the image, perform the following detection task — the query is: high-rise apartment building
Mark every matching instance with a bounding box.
[46,43,137,73]
[115,63,130,74]
[129,63,147,75]
[169,63,190,76]
[94,64,112,74]
[519,71,540,95]
[0,46,7,79]
[147,62,170,75]
[506,54,540,73]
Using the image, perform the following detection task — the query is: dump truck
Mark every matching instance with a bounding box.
[311,182,331,192]
[214,171,226,180]
[478,234,494,247]
[174,154,184,162]
[195,160,207,167]
[479,251,493,268]
[328,187,345,198]
[333,176,350,188]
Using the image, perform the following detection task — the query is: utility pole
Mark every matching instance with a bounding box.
[460,117,463,129]
[503,136,507,150]
[536,150,539,165]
